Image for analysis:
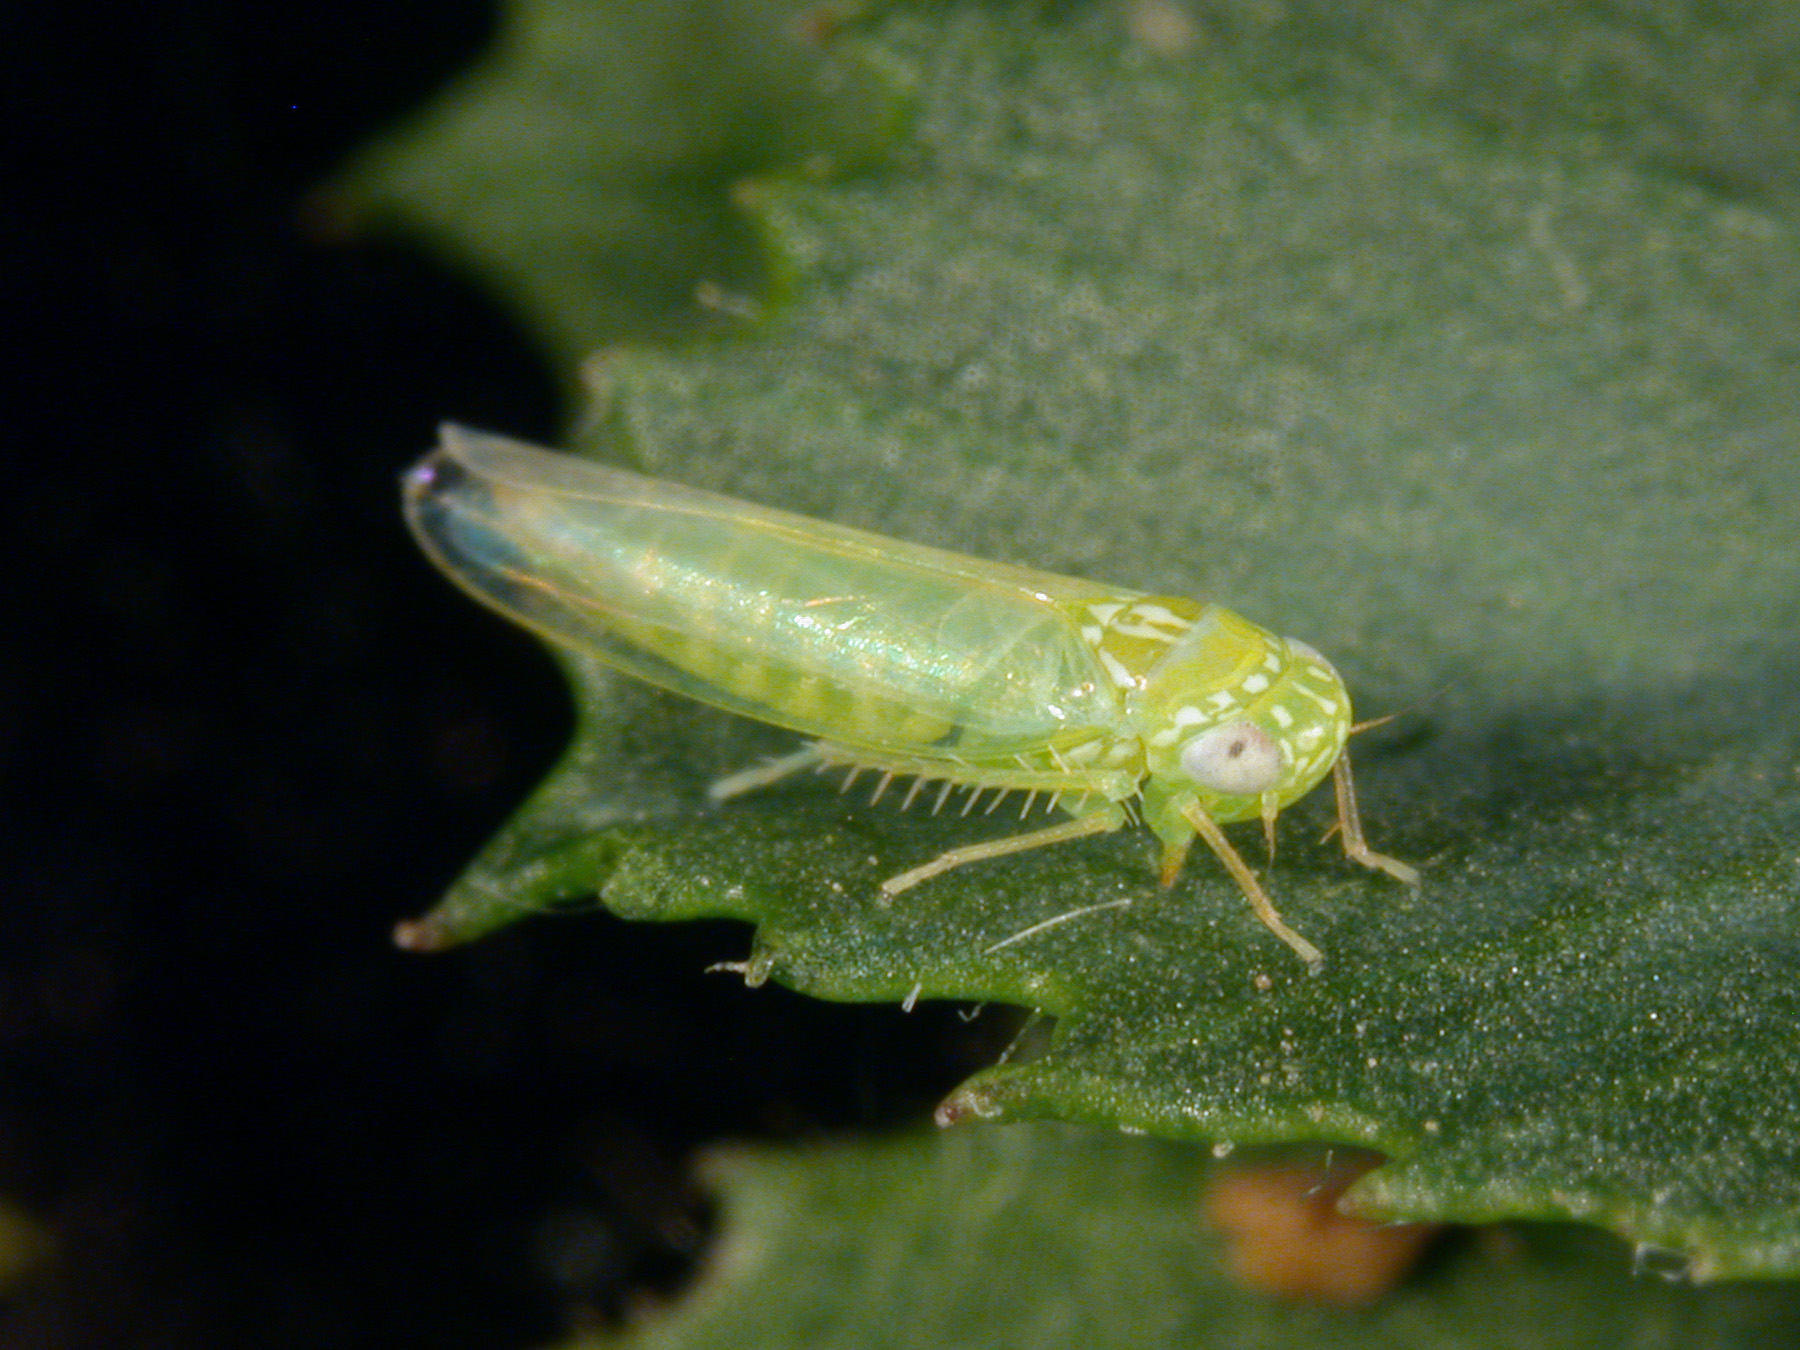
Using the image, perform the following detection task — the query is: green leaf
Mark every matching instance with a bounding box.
[593,1127,1800,1349]
[363,0,1800,1280]
[343,0,907,364]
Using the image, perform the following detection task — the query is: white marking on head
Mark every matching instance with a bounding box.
[1241,673,1269,694]
[1269,706,1294,728]
[1294,686,1340,715]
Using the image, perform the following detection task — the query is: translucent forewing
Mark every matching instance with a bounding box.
[404,426,1124,753]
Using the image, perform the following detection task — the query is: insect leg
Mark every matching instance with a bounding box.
[931,780,957,815]
[1157,836,1192,887]
[1180,802,1323,971]
[1330,753,1419,885]
[707,745,824,802]
[880,807,1127,898]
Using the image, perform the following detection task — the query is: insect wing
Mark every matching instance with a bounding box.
[404,426,1123,753]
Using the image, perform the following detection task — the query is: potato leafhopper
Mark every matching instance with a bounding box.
[404,426,1415,968]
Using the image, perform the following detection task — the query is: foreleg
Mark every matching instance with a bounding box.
[1330,752,1418,885]
[1181,801,1324,971]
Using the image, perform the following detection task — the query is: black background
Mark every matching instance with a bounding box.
[5,6,988,1346]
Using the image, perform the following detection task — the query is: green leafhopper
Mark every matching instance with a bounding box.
[404,425,1415,969]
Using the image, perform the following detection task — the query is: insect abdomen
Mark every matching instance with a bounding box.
[627,615,958,746]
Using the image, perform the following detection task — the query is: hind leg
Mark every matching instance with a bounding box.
[707,744,823,803]
[880,806,1127,897]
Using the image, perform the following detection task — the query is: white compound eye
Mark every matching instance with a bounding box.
[1179,721,1284,796]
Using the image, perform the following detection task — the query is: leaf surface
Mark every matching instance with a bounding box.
[357,0,1800,1279]
[598,1127,1800,1350]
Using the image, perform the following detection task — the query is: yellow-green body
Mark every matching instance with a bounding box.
[404,425,1409,966]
